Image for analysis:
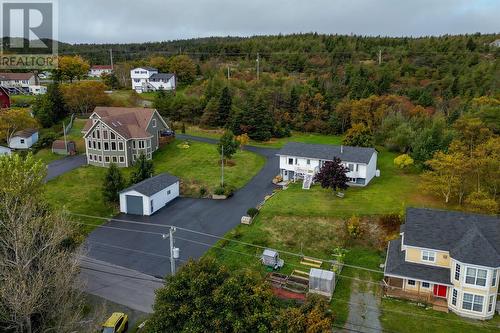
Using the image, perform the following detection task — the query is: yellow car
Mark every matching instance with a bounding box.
[102,312,128,333]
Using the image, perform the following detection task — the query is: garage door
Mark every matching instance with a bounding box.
[126,195,143,215]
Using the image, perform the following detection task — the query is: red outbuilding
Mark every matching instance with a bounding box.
[0,86,11,108]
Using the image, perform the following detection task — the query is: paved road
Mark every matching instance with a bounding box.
[82,136,279,310]
[80,256,163,313]
[46,155,87,181]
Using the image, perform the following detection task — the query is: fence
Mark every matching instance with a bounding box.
[64,113,76,135]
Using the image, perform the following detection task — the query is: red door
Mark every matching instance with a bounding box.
[433,284,447,298]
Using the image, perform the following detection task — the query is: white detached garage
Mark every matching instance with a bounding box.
[119,173,180,216]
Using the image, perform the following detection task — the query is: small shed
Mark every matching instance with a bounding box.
[52,140,76,155]
[8,128,38,149]
[0,145,12,156]
[261,249,284,270]
[119,172,179,216]
[0,86,10,108]
[308,268,335,299]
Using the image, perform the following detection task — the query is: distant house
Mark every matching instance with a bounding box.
[119,172,180,215]
[489,39,500,48]
[82,107,170,167]
[130,67,176,93]
[0,146,12,156]
[0,86,11,108]
[384,208,499,320]
[89,65,113,77]
[28,85,47,95]
[51,140,77,155]
[8,128,39,149]
[276,142,378,189]
[0,72,37,94]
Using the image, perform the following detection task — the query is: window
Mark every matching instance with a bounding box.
[462,293,484,312]
[452,289,457,306]
[110,132,116,140]
[167,190,171,195]
[112,156,117,163]
[104,142,109,150]
[118,142,124,150]
[133,141,136,149]
[422,282,430,288]
[134,78,140,82]
[306,159,311,165]
[455,263,461,281]
[92,141,96,149]
[492,270,498,287]
[288,158,293,165]
[96,130,100,139]
[422,250,435,262]
[94,155,98,161]
[97,142,101,150]
[488,295,494,312]
[105,156,110,163]
[111,142,116,150]
[407,280,416,286]
[98,155,102,162]
[150,200,154,213]
[356,164,359,171]
[103,130,108,139]
[152,119,157,127]
[119,156,125,163]
[348,163,354,171]
[87,140,91,148]
[465,267,487,286]
[92,131,96,139]
[139,141,145,149]
[20,139,25,144]
[89,155,93,161]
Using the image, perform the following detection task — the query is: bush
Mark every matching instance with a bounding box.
[214,186,225,195]
[378,214,403,234]
[247,207,259,217]
[394,154,414,169]
[223,184,236,197]
[346,215,362,239]
[199,186,207,197]
[31,131,58,152]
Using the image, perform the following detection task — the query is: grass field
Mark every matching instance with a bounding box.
[185,125,343,148]
[10,94,36,106]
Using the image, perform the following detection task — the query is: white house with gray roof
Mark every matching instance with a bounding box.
[119,173,180,216]
[384,208,499,319]
[130,67,176,93]
[276,142,378,189]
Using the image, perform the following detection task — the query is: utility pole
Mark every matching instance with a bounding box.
[63,121,67,154]
[109,49,114,70]
[169,227,177,275]
[221,145,224,187]
[378,49,382,65]
[256,52,260,80]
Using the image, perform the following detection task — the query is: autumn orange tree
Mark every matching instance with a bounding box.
[61,81,112,115]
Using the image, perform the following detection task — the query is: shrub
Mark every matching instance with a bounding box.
[247,208,259,217]
[224,184,236,197]
[378,214,403,234]
[214,186,225,195]
[199,186,207,197]
[465,191,498,214]
[394,154,414,169]
[32,131,58,152]
[346,215,362,239]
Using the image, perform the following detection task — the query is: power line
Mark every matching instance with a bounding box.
[78,240,500,331]
[69,213,384,274]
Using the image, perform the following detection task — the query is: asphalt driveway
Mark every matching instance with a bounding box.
[46,154,87,181]
[85,135,279,277]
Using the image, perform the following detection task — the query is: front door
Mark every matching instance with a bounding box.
[433,284,447,298]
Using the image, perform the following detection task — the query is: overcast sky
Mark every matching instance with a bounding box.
[58,0,500,44]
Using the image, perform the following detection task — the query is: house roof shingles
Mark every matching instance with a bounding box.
[120,173,179,197]
[150,73,174,80]
[385,238,452,285]
[83,107,157,139]
[277,142,376,164]
[0,72,35,81]
[91,65,113,70]
[13,128,37,138]
[403,208,500,267]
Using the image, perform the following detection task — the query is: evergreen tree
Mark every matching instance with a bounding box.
[313,157,349,192]
[289,85,299,114]
[248,93,273,141]
[102,163,126,203]
[130,153,154,184]
[217,86,232,127]
[32,82,67,127]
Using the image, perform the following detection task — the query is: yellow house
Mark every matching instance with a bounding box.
[384,208,499,320]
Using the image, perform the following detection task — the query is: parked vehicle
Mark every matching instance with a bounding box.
[102,312,128,333]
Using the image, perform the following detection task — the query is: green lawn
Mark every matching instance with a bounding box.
[35,118,87,164]
[153,139,265,196]
[185,125,342,148]
[10,94,36,106]
[381,298,500,333]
